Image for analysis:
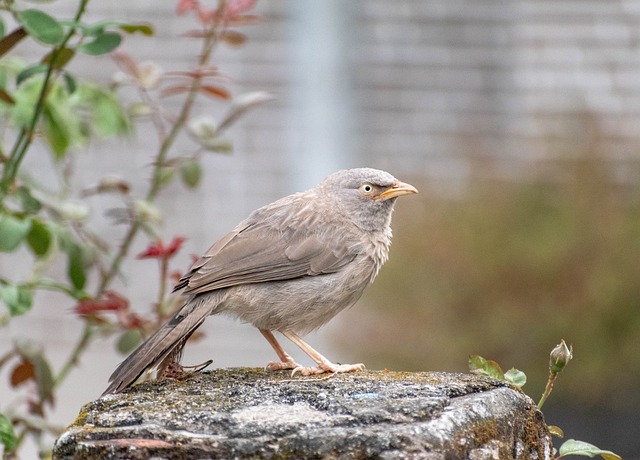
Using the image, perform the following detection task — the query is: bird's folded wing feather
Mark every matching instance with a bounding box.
[175,209,359,295]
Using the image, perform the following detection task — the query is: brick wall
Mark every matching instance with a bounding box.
[351,0,640,180]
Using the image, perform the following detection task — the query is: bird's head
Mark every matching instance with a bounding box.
[320,168,418,232]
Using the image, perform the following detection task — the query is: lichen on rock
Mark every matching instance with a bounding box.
[54,368,552,459]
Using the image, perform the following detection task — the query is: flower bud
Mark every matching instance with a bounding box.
[133,199,163,226]
[549,339,573,373]
[136,61,162,90]
[98,175,130,194]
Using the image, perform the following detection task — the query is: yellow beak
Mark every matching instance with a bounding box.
[373,181,418,201]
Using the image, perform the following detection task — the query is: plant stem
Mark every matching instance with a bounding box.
[0,0,89,199]
[155,256,169,327]
[103,16,221,289]
[12,427,28,458]
[145,28,219,201]
[54,9,225,387]
[54,318,94,386]
[537,371,557,409]
[0,0,92,410]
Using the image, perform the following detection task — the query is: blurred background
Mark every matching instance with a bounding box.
[2,0,639,457]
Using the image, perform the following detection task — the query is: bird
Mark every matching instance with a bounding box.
[102,168,417,394]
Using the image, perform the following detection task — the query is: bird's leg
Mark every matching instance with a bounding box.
[281,330,365,376]
[260,329,303,371]
[157,340,188,380]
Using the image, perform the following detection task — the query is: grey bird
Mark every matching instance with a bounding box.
[103,168,417,394]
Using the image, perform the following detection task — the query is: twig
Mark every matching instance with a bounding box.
[54,3,228,388]
[0,0,89,198]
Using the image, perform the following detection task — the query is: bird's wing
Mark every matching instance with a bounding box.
[175,199,360,295]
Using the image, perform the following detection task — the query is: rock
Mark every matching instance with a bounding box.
[53,369,552,459]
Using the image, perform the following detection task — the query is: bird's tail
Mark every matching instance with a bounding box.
[102,295,215,395]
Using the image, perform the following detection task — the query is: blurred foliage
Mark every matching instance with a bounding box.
[0,0,266,456]
[345,149,640,409]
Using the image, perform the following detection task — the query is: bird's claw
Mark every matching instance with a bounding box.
[291,362,365,377]
[265,359,302,371]
[159,359,213,380]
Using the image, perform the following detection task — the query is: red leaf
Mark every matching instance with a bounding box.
[197,6,217,25]
[75,291,129,315]
[165,68,221,80]
[117,311,147,330]
[199,85,231,100]
[221,30,247,47]
[137,237,187,259]
[42,47,75,70]
[111,49,138,77]
[10,358,35,387]
[176,0,198,15]
[160,85,190,98]
[166,236,187,257]
[28,400,45,417]
[225,0,257,20]
[0,87,14,105]
[181,29,209,39]
[170,269,184,284]
[226,14,261,27]
[0,27,27,58]
[137,240,165,259]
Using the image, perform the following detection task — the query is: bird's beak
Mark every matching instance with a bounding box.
[373,181,418,201]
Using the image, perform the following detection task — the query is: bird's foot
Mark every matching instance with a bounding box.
[158,361,188,380]
[265,358,303,371]
[182,359,213,374]
[291,362,365,377]
[159,360,213,380]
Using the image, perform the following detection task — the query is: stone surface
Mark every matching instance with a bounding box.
[54,369,552,459]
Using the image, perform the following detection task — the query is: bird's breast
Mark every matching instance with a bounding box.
[366,228,393,282]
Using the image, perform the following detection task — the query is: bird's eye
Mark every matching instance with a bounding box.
[359,183,374,195]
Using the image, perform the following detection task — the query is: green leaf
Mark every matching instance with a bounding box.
[57,229,89,291]
[66,243,86,290]
[16,63,48,86]
[63,72,77,94]
[26,219,52,257]
[79,23,105,37]
[156,166,175,188]
[43,104,72,159]
[33,352,55,406]
[0,412,18,453]
[548,425,564,438]
[180,158,202,189]
[73,84,129,137]
[79,31,121,56]
[558,439,621,460]
[468,355,504,380]
[117,329,143,355]
[0,67,7,92]
[0,20,5,39]
[17,9,64,45]
[17,186,42,213]
[9,77,43,127]
[118,23,154,36]
[504,368,527,388]
[201,137,233,153]
[0,213,32,252]
[0,284,33,316]
[42,84,86,159]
